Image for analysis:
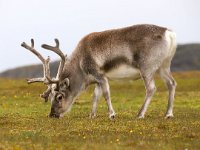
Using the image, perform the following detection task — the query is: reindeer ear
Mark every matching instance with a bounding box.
[63,78,70,87]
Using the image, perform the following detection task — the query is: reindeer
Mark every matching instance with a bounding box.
[21,24,177,119]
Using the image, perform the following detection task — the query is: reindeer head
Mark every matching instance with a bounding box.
[21,39,75,118]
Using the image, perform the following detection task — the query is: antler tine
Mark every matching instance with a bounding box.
[43,56,59,84]
[55,38,59,48]
[21,39,45,64]
[31,39,34,47]
[40,86,52,102]
[41,39,66,79]
[41,39,65,60]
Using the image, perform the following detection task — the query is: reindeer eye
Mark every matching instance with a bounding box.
[57,95,63,101]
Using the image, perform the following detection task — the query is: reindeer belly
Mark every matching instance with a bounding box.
[105,64,141,80]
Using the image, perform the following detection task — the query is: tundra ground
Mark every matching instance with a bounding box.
[0,72,200,150]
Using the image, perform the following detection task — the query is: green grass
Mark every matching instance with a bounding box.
[0,72,200,150]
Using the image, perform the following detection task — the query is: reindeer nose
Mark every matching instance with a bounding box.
[49,113,60,118]
[49,108,60,118]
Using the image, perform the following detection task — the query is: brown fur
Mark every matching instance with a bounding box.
[63,24,167,79]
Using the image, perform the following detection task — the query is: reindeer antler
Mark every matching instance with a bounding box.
[41,39,66,79]
[21,39,67,102]
[21,39,60,102]
[21,39,59,84]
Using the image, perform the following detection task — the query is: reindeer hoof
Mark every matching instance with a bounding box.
[165,114,174,119]
[137,114,145,119]
[109,112,116,120]
[89,113,96,119]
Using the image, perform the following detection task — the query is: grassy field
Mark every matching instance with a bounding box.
[0,71,200,150]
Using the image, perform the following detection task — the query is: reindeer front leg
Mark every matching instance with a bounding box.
[90,84,102,118]
[82,59,116,119]
[99,77,116,119]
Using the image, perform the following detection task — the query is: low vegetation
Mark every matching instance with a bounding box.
[0,71,200,149]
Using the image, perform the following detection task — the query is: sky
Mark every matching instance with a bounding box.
[0,0,200,72]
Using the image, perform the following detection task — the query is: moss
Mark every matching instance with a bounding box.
[0,72,200,150]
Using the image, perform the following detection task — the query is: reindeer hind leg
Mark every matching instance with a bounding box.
[137,72,156,118]
[159,67,176,118]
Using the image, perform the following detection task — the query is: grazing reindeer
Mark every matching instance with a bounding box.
[21,24,177,119]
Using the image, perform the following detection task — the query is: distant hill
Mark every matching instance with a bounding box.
[0,44,200,78]
[0,61,60,79]
[171,44,200,71]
